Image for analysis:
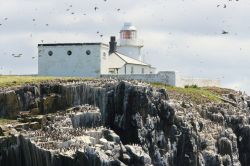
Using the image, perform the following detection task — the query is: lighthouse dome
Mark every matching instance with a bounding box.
[121,22,137,31]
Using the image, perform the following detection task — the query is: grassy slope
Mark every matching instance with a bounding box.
[0,75,93,88]
[151,83,222,104]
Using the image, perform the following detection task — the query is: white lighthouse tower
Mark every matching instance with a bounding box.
[117,22,144,62]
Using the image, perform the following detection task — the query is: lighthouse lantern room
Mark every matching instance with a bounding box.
[117,22,144,62]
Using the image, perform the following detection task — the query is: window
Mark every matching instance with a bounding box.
[121,30,136,39]
[86,50,91,55]
[67,50,72,56]
[48,51,53,56]
[142,68,144,74]
[109,68,115,74]
[103,52,106,59]
[131,66,134,74]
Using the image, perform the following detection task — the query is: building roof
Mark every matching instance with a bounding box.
[113,52,151,66]
[38,43,109,47]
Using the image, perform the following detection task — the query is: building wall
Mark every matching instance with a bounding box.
[177,77,220,87]
[102,53,126,74]
[125,64,155,75]
[100,45,110,74]
[101,71,220,88]
[117,46,142,61]
[101,52,155,75]
[38,44,101,77]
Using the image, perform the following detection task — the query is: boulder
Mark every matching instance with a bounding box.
[125,145,151,165]
[0,90,21,118]
[103,129,120,143]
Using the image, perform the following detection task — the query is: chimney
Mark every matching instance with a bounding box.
[109,36,117,54]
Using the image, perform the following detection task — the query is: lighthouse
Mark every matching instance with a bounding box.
[117,22,144,62]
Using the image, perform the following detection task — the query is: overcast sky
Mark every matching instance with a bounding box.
[0,0,249,94]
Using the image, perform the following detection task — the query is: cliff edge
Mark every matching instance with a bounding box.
[0,79,249,166]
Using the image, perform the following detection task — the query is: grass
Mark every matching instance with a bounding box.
[0,75,93,88]
[151,83,222,104]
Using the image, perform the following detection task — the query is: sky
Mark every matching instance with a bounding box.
[0,0,249,94]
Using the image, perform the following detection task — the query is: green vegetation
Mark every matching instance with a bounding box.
[151,82,222,104]
[184,84,199,89]
[0,75,93,88]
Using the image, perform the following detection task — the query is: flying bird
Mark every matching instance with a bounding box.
[12,54,22,58]
[222,30,229,34]
[117,8,121,11]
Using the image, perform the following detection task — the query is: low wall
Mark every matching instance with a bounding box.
[101,71,177,86]
[177,77,220,88]
[101,71,220,88]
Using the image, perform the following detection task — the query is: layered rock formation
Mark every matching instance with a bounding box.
[0,80,250,166]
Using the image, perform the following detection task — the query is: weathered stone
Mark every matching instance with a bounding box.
[0,80,249,166]
[0,127,3,136]
[121,153,131,165]
[228,93,237,102]
[125,145,151,165]
[69,106,102,128]
[29,122,41,130]
[42,94,61,114]
[103,129,120,143]
[0,90,20,118]
[30,108,40,115]
[222,155,232,166]
[218,137,233,156]
[238,125,250,166]
[247,100,250,108]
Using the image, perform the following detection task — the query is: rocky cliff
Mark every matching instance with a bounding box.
[0,80,250,166]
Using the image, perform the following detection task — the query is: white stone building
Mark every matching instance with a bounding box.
[38,22,220,87]
[38,23,155,77]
